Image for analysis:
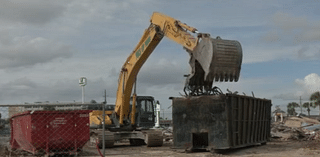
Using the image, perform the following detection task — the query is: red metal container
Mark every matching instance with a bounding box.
[10,110,91,156]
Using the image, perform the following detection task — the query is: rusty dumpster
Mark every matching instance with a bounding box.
[170,94,272,151]
[10,110,91,156]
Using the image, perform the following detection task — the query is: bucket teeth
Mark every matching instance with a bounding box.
[230,75,234,82]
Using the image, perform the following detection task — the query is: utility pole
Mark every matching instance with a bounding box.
[102,89,106,156]
[300,96,302,114]
[103,89,107,104]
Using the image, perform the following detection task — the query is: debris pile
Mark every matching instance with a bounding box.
[162,127,173,142]
[271,116,320,141]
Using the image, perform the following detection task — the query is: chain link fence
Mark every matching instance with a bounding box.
[0,103,106,156]
[160,110,172,121]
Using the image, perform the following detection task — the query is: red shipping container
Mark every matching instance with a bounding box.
[10,110,91,156]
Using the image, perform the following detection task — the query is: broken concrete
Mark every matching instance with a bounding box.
[162,127,173,142]
[271,116,320,141]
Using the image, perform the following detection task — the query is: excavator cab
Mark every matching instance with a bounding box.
[184,34,243,96]
[130,96,156,130]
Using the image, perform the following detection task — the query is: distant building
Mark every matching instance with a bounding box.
[160,119,172,127]
[273,108,286,122]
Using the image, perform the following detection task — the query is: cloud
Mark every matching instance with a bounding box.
[261,30,281,43]
[243,46,297,64]
[63,0,151,28]
[3,77,37,90]
[138,58,187,87]
[273,73,320,101]
[297,46,320,60]
[295,73,320,94]
[0,36,73,69]
[244,44,320,64]
[0,77,114,104]
[0,0,68,25]
[273,93,298,101]
[266,12,320,43]
[253,12,320,64]
[272,12,309,31]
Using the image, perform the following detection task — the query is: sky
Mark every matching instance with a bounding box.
[0,0,320,118]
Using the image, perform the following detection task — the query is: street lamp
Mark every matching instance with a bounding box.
[79,77,87,104]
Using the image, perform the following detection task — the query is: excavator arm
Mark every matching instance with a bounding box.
[113,12,243,126]
[114,23,164,126]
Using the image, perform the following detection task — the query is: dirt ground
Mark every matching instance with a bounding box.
[78,139,320,157]
[1,139,320,157]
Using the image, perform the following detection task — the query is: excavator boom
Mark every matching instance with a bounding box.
[114,24,164,125]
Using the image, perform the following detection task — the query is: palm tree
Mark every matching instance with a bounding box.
[287,102,299,116]
[310,91,320,115]
[302,102,311,116]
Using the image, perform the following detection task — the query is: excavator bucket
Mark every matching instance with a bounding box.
[185,35,242,95]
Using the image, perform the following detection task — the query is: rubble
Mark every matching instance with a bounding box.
[161,127,173,142]
[284,116,320,128]
[271,116,320,141]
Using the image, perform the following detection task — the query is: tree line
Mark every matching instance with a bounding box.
[287,91,320,116]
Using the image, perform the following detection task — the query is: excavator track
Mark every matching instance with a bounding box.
[129,139,146,146]
[90,130,114,148]
[89,129,163,148]
[144,130,163,147]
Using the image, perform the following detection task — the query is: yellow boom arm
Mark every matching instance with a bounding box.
[114,12,200,125]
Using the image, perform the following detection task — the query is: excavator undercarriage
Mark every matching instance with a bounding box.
[88,96,164,148]
[90,129,163,148]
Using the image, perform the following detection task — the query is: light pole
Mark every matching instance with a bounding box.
[155,101,161,128]
[79,77,87,104]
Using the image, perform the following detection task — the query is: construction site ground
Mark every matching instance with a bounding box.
[81,140,320,157]
[0,140,320,157]
[2,116,320,156]
[1,139,320,157]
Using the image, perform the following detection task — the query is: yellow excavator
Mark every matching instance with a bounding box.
[89,12,243,147]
